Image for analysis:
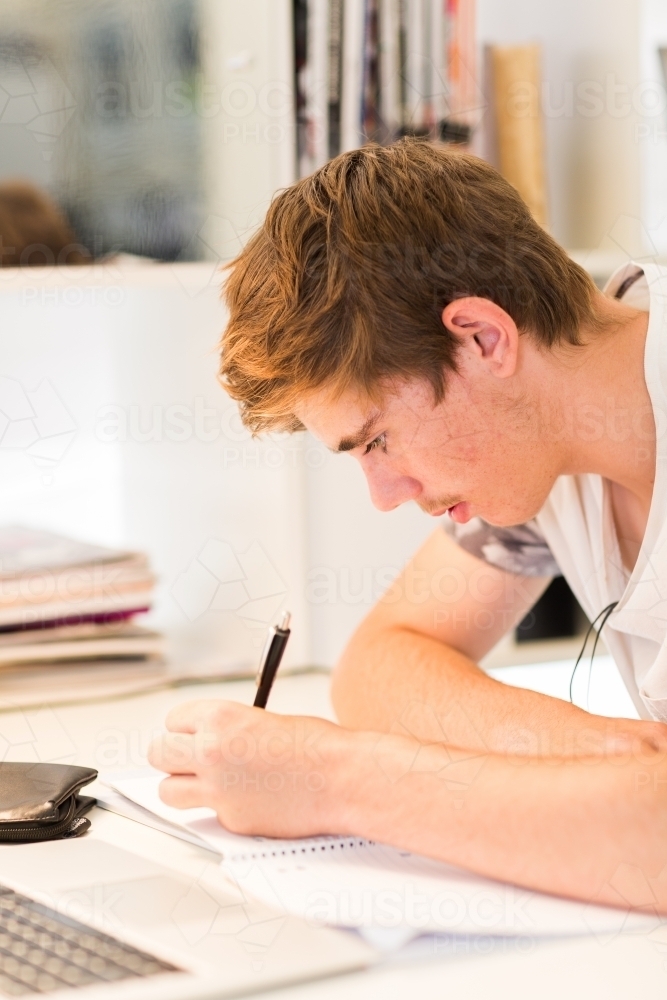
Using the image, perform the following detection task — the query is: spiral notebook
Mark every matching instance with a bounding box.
[94,770,656,942]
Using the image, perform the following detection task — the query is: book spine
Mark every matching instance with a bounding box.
[490,44,548,227]
[293,0,477,156]
[361,0,383,142]
[341,0,366,151]
[404,0,424,129]
[328,0,345,157]
[308,0,330,170]
[294,0,310,176]
[379,0,400,140]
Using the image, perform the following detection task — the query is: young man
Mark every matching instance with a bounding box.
[149,142,667,912]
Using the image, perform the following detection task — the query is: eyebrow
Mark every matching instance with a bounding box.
[335,413,382,453]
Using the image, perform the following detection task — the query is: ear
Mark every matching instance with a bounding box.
[441,296,519,378]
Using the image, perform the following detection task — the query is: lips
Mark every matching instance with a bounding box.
[447,501,472,524]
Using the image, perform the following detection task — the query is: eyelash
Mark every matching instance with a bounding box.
[364,433,386,455]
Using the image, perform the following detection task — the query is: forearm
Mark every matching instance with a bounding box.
[150,698,667,912]
[332,624,663,755]
[334,729,667,911]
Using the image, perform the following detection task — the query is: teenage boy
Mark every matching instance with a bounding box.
[150,142,667,911]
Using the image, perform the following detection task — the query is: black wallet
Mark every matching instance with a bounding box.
[0,763,97,843]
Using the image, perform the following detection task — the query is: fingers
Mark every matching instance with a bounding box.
[164,700,220,734]
[158,776,207,810]
[165,699,249,734]
[148,732,199,774]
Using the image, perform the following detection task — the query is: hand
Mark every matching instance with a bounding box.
[147,699,355,838]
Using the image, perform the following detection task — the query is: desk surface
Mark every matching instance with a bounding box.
[0,667,664,999]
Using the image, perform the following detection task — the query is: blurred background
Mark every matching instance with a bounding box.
[0,0,666,679]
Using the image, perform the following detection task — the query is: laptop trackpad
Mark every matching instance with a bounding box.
[0,839,168,891]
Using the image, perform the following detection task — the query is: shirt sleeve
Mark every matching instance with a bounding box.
[443,516,560,577]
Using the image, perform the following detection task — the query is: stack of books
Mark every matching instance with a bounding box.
[0,526,163,667]
[294,0,478,179]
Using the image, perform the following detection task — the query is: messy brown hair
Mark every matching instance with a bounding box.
[220,140,597,433]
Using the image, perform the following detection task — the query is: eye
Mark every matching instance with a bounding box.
[364,433,386,455]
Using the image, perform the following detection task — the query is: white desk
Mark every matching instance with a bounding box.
[0,667,664,999]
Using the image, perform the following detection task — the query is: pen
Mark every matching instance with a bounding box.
[253,611,291,708]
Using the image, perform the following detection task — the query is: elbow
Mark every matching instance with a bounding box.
[643,720,667,753]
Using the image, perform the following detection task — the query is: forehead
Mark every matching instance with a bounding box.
[293,379,437,450]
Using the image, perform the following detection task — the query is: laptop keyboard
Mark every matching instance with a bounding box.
[0,886,178,995]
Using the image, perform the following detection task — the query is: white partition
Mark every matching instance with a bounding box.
[304,440,436,668]
[0,259,311,671]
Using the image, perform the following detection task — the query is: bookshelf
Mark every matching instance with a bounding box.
[294,0,478,178]
[195,0,664,262]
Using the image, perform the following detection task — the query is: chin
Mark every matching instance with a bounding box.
[478,496,547,528]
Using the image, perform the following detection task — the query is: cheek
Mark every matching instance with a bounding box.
[418,438,529,499]
[408,436,483,481]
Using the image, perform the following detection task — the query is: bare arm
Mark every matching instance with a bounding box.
[332,527,666,755]
[345,727,667,911]
[150,700,667,913]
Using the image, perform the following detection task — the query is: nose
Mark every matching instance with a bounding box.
[363,465,422,512]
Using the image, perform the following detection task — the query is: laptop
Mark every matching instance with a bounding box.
[0,837,375,998]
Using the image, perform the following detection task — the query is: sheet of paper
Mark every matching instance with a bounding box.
[223,842,657,939]
[98,770,660,941]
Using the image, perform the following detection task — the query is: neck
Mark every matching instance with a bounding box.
[545,290,653,506]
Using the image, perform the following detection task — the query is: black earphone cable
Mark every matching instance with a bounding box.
[569,601,618,705]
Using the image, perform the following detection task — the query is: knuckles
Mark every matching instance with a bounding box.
[203,700,251,731]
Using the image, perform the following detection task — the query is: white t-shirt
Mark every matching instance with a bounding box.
[447,262,667,722]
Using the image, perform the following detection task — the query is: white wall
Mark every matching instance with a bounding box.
[477,0,643,252]
[639,0,667,255]
[477,0,667,258]
[0,260,311,672]
[197,0,296,260]
[304,441,437,668]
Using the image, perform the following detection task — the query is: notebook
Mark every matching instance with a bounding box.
[0,622,164,666]
[0,526,155,629]
[95,770,657,942]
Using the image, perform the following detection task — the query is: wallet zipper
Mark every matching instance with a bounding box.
[0,796,80,841]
